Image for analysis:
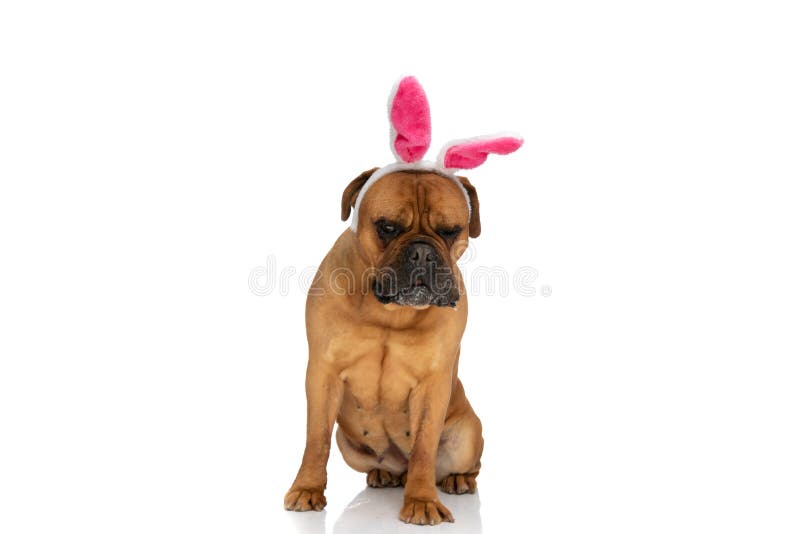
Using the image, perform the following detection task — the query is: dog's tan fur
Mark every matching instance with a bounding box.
[284,170,484,525]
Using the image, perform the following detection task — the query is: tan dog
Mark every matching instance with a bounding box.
[283,167,484,525]
[283,75,522,525]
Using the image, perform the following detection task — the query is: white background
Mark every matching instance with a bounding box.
[1,1,799,533]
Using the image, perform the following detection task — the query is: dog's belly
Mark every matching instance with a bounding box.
[336,349,418,460]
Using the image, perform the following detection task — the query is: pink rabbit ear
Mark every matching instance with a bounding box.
[389,76,431,163]
[440,135,524,170]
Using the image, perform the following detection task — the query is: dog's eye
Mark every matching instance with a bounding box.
[436,226,462,240]
[375,219,402,240]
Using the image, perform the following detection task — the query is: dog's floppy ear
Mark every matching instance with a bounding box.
[341,167,379,221]
[458,176,481,238]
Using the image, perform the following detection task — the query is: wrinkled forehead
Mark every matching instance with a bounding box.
[360,172,470,227]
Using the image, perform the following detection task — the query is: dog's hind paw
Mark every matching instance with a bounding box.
[439,472,478,494]
[366,469,404,488]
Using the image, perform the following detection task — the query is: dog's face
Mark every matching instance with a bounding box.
[341,169,481,308]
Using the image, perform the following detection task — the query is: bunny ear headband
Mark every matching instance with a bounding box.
[349,76,523,231]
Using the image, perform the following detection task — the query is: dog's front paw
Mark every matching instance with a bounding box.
[284,487,326,512]
[399,496,454,525]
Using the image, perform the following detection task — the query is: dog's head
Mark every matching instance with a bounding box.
[341,168,480,308]
[334,75,521,309]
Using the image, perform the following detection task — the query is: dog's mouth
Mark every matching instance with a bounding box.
[372,272,459,308]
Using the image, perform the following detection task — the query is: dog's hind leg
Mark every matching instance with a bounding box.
[435,381,483,494]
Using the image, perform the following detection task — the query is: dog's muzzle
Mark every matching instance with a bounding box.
[373,242,460,308]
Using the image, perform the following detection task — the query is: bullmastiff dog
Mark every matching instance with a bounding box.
[283,76,522,525]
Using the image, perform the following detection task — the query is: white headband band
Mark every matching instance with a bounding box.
[349,161,471,231]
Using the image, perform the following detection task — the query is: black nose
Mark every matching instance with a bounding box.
[407,242,438,267]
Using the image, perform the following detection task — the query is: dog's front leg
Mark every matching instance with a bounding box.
[284,361,343,512]
[400,374,455,525]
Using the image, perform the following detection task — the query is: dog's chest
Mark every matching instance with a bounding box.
[339,341,420,411]
[331,320,458,451]
[336,344,420,452]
